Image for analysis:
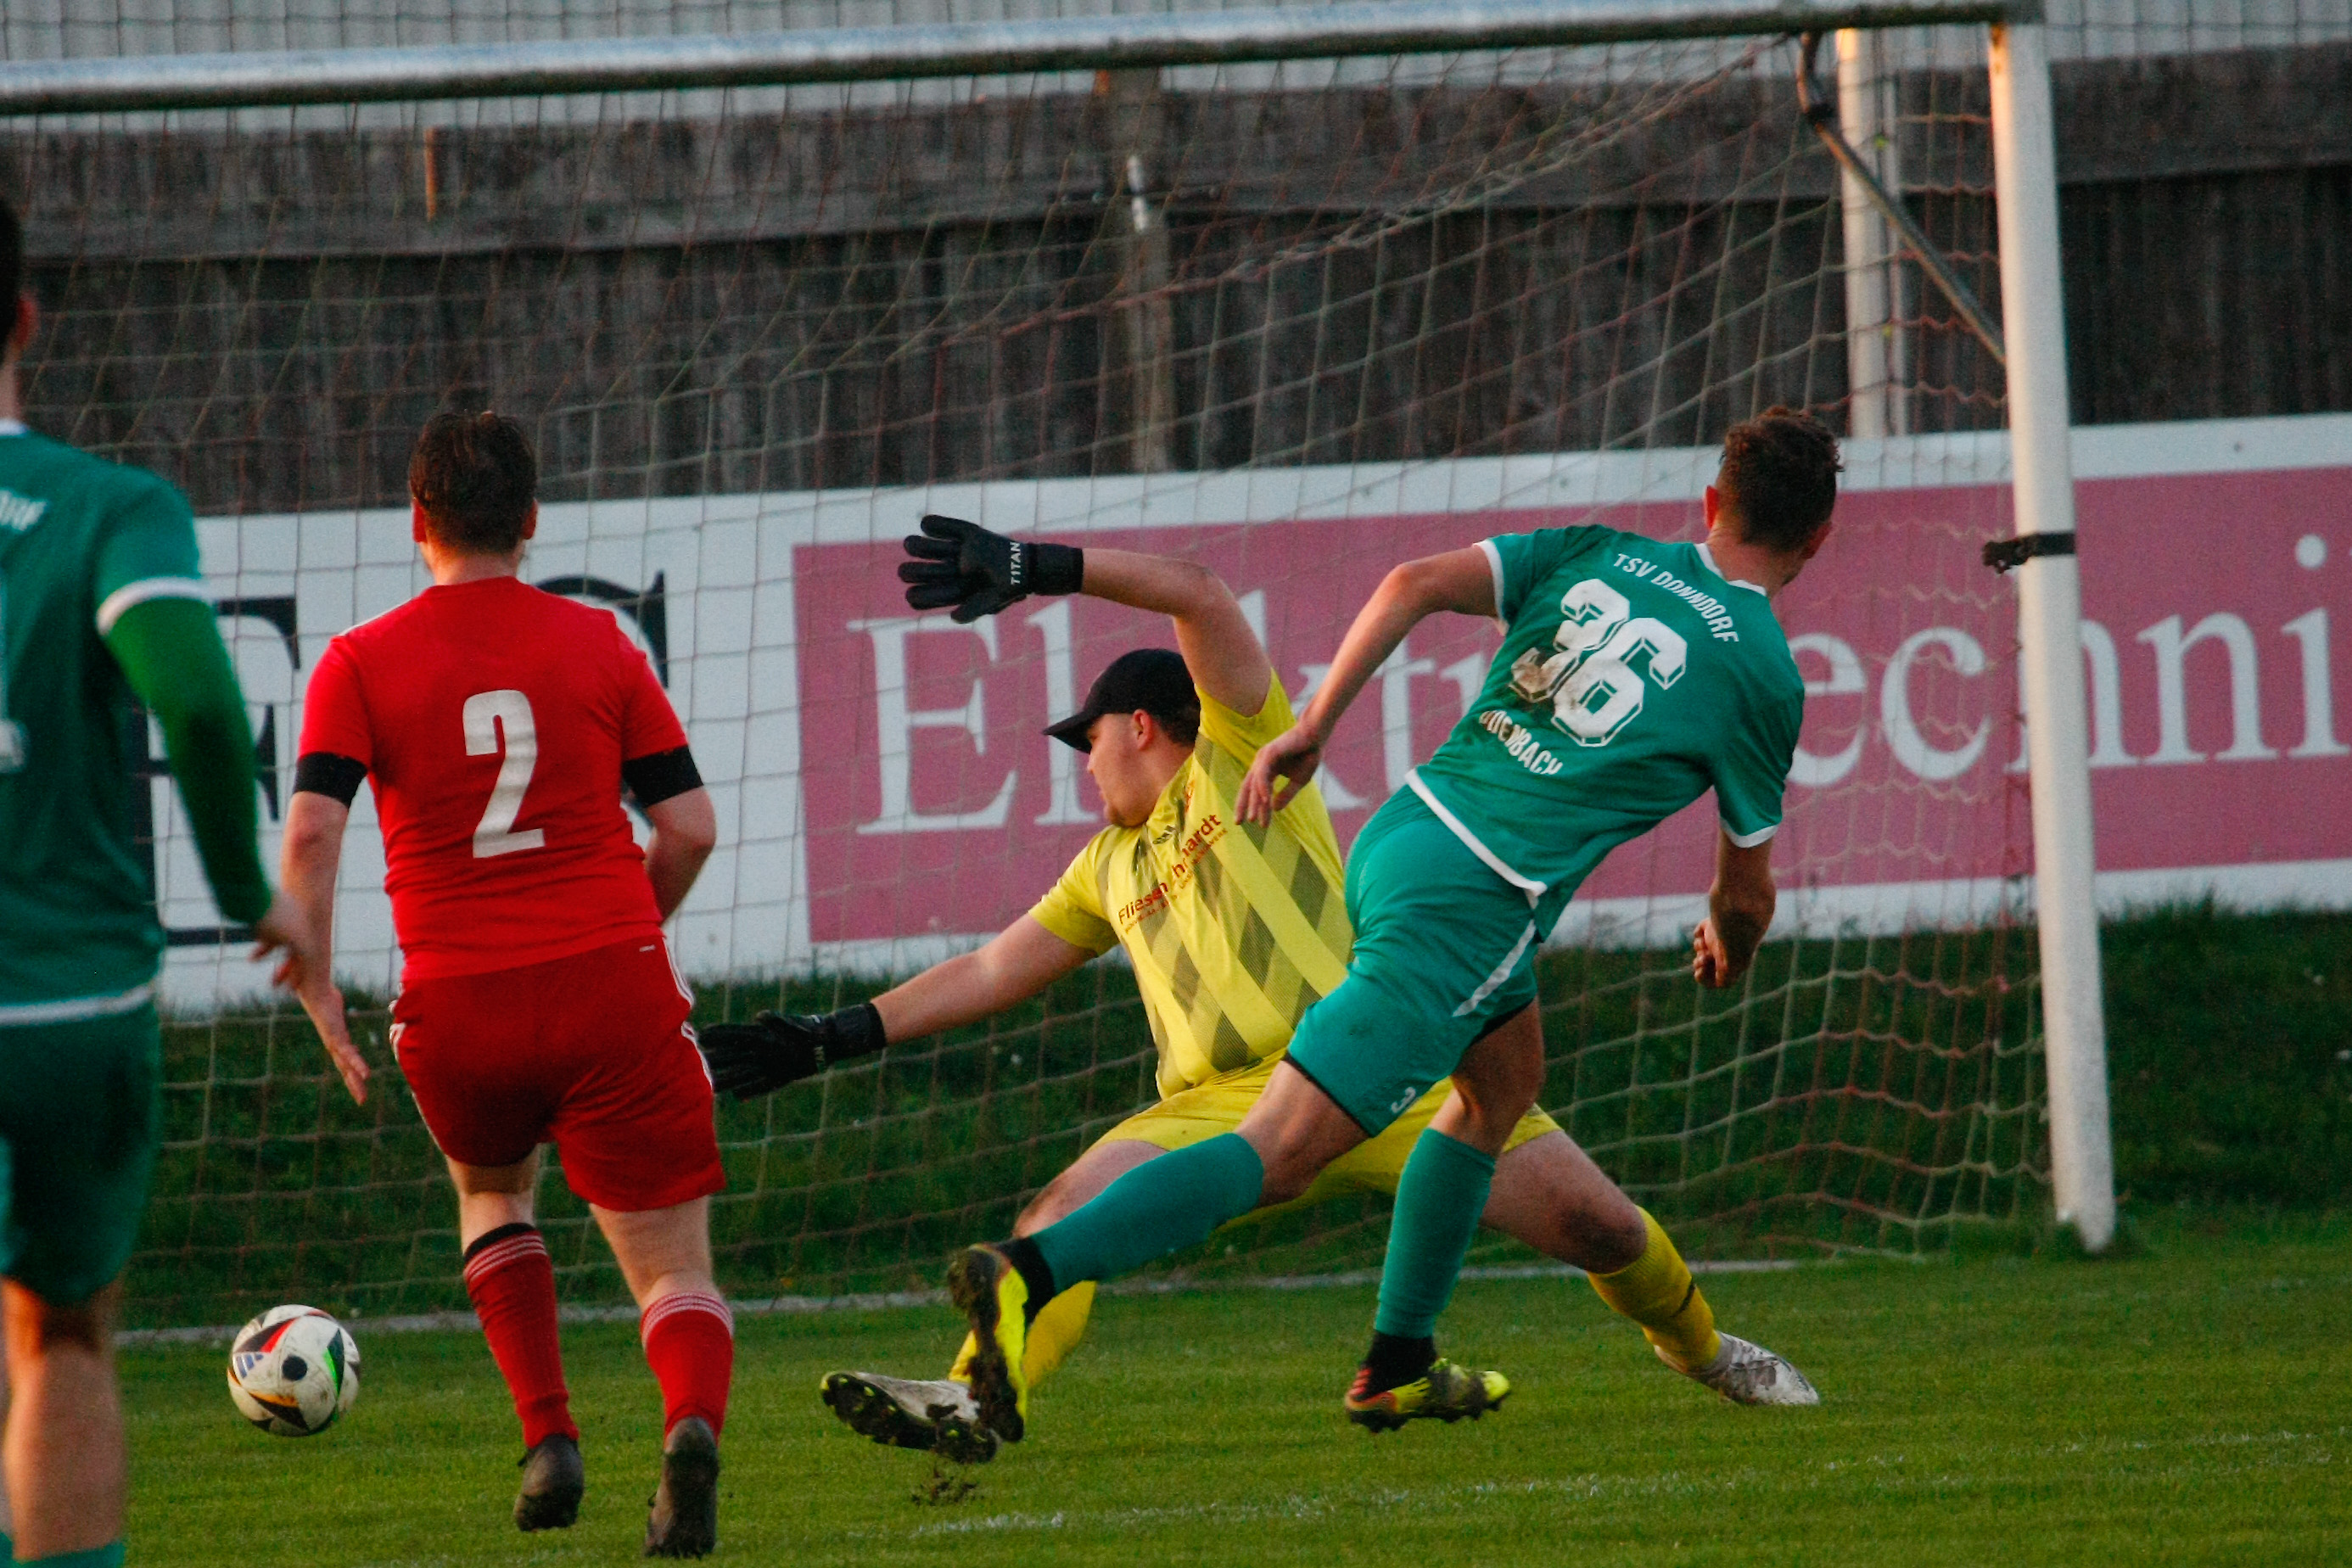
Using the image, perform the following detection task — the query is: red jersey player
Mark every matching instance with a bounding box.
[279,413,730,1557]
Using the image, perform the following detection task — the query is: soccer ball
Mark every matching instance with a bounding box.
[226,1305,361,1436]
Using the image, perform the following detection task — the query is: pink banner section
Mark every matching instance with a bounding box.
[796,467,2352,945]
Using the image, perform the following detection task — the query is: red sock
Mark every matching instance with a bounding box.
[640,1289,734,1439]
[462,1223,577,1448]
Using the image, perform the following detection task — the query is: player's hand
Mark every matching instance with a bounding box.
[697,1003,887,1100]
[1236,720,1327,827]
[899,514,1083,624]
[253,895,369,1105]
[1691,917,1741,989]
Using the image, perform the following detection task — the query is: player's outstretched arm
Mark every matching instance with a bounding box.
[899,513,1084,624]
[642,786,717,921]
[1237,546,1496,825]
[105,597,368,1099]
[1693,829,1777,989]
[1071,548,1272,718]
[900,517,1274,714]
[274,790,368,1103]
[697,917,1093,1099]
[875,916,1095,1042]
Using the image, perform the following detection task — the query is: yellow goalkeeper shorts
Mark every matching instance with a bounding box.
[1097,1053,1559,1216]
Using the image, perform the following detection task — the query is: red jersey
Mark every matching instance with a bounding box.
[299,576,690,983]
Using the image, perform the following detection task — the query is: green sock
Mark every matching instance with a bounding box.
[1374,1129,1497,1339]
[20,1542,126,1567]
[1030,1133,1263,1288]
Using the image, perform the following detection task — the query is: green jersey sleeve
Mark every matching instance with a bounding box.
[1481,526,1613,622]
[90,473,206,634]
[104,597,273,925]
[1711,686,1803,848]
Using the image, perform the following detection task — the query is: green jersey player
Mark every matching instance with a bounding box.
[0,197,348,1568]
[944,408,1839,1445]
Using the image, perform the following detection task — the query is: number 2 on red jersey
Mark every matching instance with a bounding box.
[464,688,545,858]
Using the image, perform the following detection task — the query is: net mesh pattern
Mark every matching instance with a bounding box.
[3,33,2043,1327]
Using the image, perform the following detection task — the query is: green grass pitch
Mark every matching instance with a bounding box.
[127,1212,2344,1566]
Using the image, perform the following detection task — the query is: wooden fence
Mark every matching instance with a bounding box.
[4,42,2344,513]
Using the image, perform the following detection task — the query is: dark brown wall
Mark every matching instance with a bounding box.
[2063,166,2352,424]
[5,42,2341,516]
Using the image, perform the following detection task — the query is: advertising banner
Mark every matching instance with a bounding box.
[157,414,2352,1002]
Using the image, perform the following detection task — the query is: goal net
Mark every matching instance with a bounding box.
[7,20,2039,1327]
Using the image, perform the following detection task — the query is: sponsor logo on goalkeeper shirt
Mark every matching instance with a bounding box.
[1114,811,1228,931]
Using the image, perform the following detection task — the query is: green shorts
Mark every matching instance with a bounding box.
[1285,788,1564,1135]
[0,1003,162,1305]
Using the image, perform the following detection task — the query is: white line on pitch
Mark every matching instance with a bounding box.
[116,1257,1805,1347]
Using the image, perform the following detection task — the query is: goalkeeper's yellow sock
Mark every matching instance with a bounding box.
[1587,1209,1722,1371]
[949,1280,1097,1389]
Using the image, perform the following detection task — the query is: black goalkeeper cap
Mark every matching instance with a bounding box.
[1044,648,1197,753]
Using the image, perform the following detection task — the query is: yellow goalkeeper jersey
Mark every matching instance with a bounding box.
[1028,673,1353,1098]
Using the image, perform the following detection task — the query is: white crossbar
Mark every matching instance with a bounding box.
[0,0,2028,115]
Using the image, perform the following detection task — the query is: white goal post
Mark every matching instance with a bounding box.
[1987,20,2113,1252]
[0,0,2120,1298]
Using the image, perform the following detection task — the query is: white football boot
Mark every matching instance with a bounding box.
[1662,1332,1821,1406]
[820,1370,1000,1464]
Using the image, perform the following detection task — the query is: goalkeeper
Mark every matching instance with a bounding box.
[698,516,1814,1464]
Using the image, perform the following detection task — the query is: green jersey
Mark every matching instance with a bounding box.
[0,422,216,1015]
[1408,525,1804,899]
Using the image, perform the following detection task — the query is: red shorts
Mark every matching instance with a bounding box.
[390,937,725,1212]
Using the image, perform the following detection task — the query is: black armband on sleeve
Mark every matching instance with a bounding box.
[622,745,703,808]
[293,750,369,806]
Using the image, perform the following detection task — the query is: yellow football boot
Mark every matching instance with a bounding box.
[1344,1358,1511,1433]
[945,1245,1031,1442]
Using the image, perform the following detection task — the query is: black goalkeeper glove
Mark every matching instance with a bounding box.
[899,513,1084,624]
[697,1002,887,1100]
